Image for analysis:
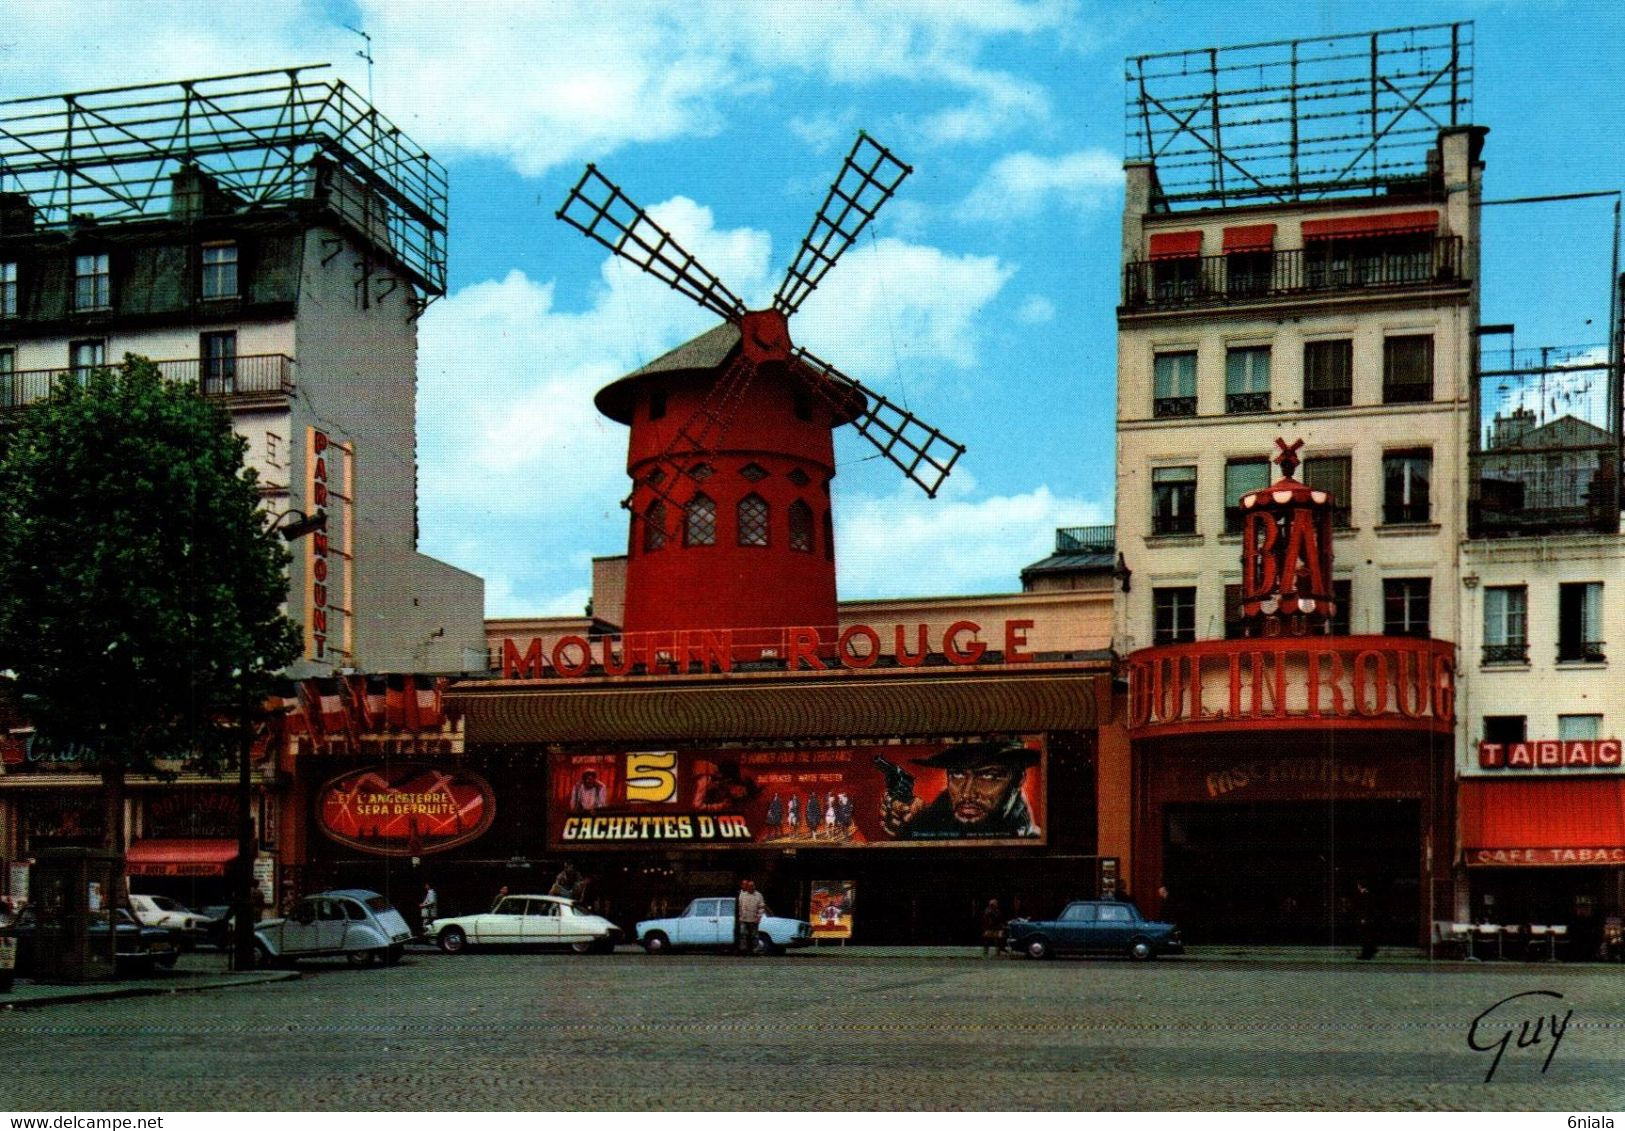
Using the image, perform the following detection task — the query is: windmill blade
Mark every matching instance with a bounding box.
[625,353,761,539]
[774,133,911,317]
[790,347,965,498]
[559,165,748,324]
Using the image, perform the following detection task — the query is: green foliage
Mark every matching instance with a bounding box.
[0,355,301,775]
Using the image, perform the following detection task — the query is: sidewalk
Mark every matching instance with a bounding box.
[1,952,299,1010]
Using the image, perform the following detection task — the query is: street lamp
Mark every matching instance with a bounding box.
[232,507,326,971]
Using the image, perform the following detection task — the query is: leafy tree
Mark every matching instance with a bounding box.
[0,356,301,880]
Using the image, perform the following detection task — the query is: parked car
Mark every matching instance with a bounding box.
[1006,899,1183,961]
[129,894,212,949]
[433,894,621,955]
[199,905,234,950]
[254,889,412,967]
[635,897,813,955]
[0,906,178,977]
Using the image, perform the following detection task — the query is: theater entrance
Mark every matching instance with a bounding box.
[1162,799,1421,945]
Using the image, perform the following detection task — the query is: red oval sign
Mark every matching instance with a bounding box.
[316,764,495,857]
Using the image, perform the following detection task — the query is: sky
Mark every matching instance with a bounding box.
[4,1,1623,617]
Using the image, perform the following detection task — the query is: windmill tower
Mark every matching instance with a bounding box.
[559,135,964,647]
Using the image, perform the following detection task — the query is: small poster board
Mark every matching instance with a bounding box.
[810,880,855,941]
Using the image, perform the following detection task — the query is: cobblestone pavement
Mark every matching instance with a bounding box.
[2,949,1622,1111]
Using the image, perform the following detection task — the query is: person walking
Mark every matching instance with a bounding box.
[736,878,767,956]
[1354,880,1379,960]
[981,898,1005,957]
[419,882,438,933]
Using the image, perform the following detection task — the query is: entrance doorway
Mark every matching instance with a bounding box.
[1162,799,1420,944]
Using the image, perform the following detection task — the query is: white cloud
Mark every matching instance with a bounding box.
[959,149,1122,221]
[1016,295,1056,324]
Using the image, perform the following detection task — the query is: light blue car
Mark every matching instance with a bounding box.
[636,896,813,956]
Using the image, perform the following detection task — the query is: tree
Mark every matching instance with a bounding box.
[0,356,301,891]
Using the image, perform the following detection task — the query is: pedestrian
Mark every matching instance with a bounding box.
[250,879,269,922]
[981,898,1005,957]
[492,885,509,911]
[1354,880,1379,960]
[419,882,438,932]
[550,863,581,900]
[736,878,767,956]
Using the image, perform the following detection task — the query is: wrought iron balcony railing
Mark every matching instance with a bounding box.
[1481,642,1529,665]
[1153,395,1197,418]
[0,354,294,411]
[1225,390,1272,414]
[1123,236,1464,312]
[1557,640,1606,664]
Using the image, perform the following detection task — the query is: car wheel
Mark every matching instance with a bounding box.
[347,949,379,967]
[253,941,274,969]
[385,944,404,966]
[1025,936,1051,960]
[570,940,594,955]
[1129,938,1154,961]
[155,950,179,970]
[438,926,467,954]
[642,931,669,955]
[754,934,781,957]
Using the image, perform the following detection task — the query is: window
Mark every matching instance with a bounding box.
[642,501,667,552]
[1382,335,1434,403]
[739,463,769,482]
[1383,450,1431,524]
[737,493,769,547]
[1304,340,1353,408]
[648,389,667,420]
[1483,716,1526,745]
[1305,233,1432,290]
[1558,582,1604,663]
[1482,586,1528,665]
[788,499,814,553]
[683,494,715,547]
[201,242,239,299]
[1225,347,1271,413]
[1558,715,1602,740]
[1151,465,1197,535]
[1223,458,1270,534]
[69,338,105,382]
[1382,578,1431,638]
[73,252,110,311]
[1302,455,1353,529]
[1226,251,1272,296]
[1153,587,1197,644]
[1152,352,1197,417]
[0,347,12,407]
[200,331,237,394]
[0,261,16,317]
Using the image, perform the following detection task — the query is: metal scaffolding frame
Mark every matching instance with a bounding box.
[0,65,446,297]
[1126,22,1473,209]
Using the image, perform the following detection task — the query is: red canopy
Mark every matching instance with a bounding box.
[1459,778,1625,866]
[1148,230,1202,259]
[125,838,239,877]
[1301,210,1439,240]
[1222,223,1276,253]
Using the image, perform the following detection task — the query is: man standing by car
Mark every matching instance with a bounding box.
[736,879,766,956]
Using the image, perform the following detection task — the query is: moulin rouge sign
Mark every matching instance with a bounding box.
[500,619,1041,679]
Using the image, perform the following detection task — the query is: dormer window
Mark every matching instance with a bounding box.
[74,252,110,311]
[0,261,17,317]
[201,242,239,299]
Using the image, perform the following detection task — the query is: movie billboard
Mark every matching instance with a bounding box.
[810,880,855,939]
[547,739,1046,850]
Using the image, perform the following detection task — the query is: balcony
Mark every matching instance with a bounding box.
[1122,236,1464,313]
[1557,640,1606,665]
[1225,390,1271,414]
[1152,395,1197,419]
[0,354,294,411]
[1481,643,1529,666]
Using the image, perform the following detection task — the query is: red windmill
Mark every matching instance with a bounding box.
[558,134,965,647]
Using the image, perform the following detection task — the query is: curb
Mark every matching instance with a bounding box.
[0,969,300,1010]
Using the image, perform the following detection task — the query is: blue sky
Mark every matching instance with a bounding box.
[6,2,1623,616]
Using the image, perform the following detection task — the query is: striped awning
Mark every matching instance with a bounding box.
[1148,230,1202,259]
[454,666,1108,745]
[1301,209,1439,240]
[1222,223,1276,253]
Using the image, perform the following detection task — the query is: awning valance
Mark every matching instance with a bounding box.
[454,667,1107,745]
[1302,209,1439,240]
[1222,223,1276,253]
[1460,778,1625,867]
[125,838,239,877]
[1148,231,1202,260]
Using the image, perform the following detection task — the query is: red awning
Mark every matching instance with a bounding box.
[1222,223,1276,253]
[1460,778,1625,867]
[1148,230,1202,260]
[1301,210,1439,240]
[125,838,239,877]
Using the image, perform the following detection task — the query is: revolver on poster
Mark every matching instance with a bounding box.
[872,755,915,805]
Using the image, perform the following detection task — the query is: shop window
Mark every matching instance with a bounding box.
[1557,582,1605,663]
[1153,587,1196,644]
[1482,715,1526,745]
[1382,335,1434,404]
[1302,455,1353,529]
[201,242,239,299]
[200,330,237,395]
[1223,457,1270,534]
[642,501,667,553]
[1304,339,1353,408]
[1152,465,1197,536]
[1558,714,1602,740]
[1225,347,1271,414]
[737,493,769,547]
[1382,449,1431,524]
[1482,586,1528,665]
[1382,577,1431,638]
[683,493,716,547]
[0,261,16,317]
[788,499,813,553]
[73,252,110,311]
[69,338,105,382]
[1153,351,1197,417]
